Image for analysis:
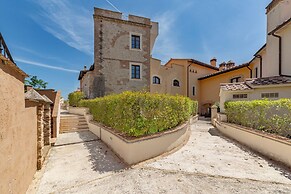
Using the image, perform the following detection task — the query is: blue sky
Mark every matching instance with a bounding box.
[0,0,270,98]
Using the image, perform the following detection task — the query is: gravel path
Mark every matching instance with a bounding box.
[35,121,291,194]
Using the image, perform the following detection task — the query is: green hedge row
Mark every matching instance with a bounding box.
[79,91,197,137]
[225,99,291,138]
[68,91,85,107]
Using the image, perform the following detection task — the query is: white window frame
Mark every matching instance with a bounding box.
[130,32,142,51]
[129,62,142,80]
[261,93,279,99]
[233,93,248,99]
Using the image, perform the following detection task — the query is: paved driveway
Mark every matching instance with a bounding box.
[35,121,291,194]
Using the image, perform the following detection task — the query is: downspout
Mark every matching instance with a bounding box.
[255,55,263,78]
[187,62,192,97]
[271,32,282,76]
[247,66,252,78]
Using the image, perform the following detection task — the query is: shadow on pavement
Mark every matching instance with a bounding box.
[78,131,127,173]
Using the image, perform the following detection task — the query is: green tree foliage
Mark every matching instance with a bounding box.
[79,91,198,137]
[25,76,48,89]
[68,91,85,107]
[225,99,291,138]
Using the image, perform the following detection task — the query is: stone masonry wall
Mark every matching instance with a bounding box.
[44,104,51,146]
[37,104,45,170]
[81,8,152,98]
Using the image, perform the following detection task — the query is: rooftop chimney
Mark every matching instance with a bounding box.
[219,62,226,71]
[226,60,235,69]
[210,57,217,67]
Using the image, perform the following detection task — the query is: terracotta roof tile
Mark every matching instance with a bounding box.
[221,82,252,91]
[25,89,51,103]
[247,76,291,86]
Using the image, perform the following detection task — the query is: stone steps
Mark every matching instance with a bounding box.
[60,115,89,133]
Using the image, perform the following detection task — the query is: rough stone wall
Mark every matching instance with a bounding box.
[0,59,37,194]
[37,104,45,170]
[37,89,61,138]
[81,8,152,98]
[44,104,51,146]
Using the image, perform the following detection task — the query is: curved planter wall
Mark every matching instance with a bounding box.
[69,107,198,165]
[213,119,291,168]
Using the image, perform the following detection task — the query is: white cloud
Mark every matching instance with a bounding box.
[15,58,79,73]
[31,0,93,55]
[152,3,193,63]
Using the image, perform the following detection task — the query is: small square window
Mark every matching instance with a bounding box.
[131,35,141,49]
[233,94,247,99]
[261,93,279,98]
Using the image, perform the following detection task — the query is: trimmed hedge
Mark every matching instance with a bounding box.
[79,91,197,137]
[225,99,291,138]
[68,91,85,107]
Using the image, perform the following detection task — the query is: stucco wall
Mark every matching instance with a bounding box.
[89,119,192,165]
[281,25,291,76]
[249,49,266,78]
[214,120,291,168]
[150,58,217,108]
[199,67,250,115]
[265,0,291,77]
[219,85,291,112]
[0,59,37,194]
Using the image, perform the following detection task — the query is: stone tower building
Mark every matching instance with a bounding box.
[79,8,158,98]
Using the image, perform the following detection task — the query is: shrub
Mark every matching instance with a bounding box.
[79,91,198,137]
[225,99,291,138]
[68,91,85,107]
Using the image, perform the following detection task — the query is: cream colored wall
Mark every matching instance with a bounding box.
[150,59,186,96]
[214,120,291,168]
[281,25,291,75]
[267,1,291,32]
[150,58,217,108]
[220,85,291,113]
[199,67,250,115]
[150,58,166,94]
[265,0,291,77]
[188,65,217,102]
[219,89,254,113]
[250,85,291,99]
[165,60,187,96]
[89,119,192,165]
[250,49,267,78]
[0,60,37,194]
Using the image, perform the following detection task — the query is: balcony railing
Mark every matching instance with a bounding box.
[0,32,15,63]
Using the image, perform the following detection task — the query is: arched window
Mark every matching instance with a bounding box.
[153,76,160,84]
[173,79,180,87]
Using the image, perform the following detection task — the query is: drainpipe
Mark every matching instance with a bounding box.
[247,66,252,78]
[255,55,263,78]
[271,32,282,76]
[187,62,192,97]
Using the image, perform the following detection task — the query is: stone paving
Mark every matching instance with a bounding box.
[35,120,291,194]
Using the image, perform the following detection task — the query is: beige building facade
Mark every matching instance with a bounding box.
[0,33,61,193]
[0,39,38,193]
[220,0,291,112]
[150,58,219,114]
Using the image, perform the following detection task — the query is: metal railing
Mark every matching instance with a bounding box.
[0,32,15,63]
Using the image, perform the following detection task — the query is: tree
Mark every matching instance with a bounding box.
[25,76,48,89]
